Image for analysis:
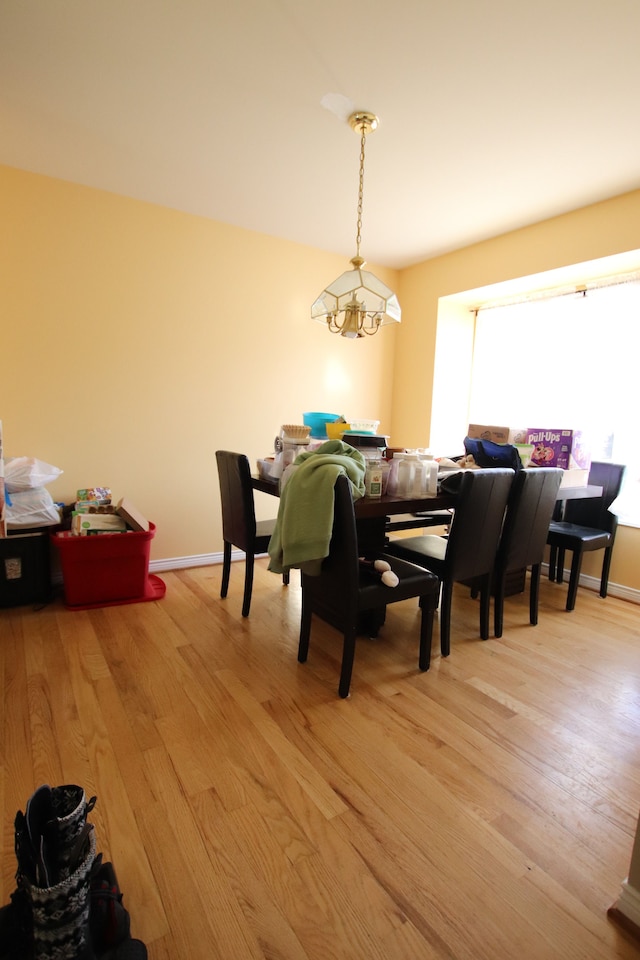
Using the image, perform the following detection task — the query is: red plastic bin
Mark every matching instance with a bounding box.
[52,522,161,607]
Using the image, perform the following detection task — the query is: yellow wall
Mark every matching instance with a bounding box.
[1,164,637,592]
[0,165,399,560]
[392,189,640,592]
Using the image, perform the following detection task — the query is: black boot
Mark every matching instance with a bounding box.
[13,783,98,960]
[89,860,147,960]
[99,944,148,960]
[0,887,32,960]
[2,786,147,960]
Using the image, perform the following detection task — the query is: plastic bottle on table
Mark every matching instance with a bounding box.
[386,452,405,496]
[411,455,427,497]
[419,452,439,497]
[398,454,422,498]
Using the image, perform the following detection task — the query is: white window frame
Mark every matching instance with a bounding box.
[430,258,640,528]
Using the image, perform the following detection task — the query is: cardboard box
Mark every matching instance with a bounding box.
[467,424,528,445]
[77,487,112,504]
[525,429,591,471]
[74,503,116,515]
[116,497,150,533]
[71,513,128,535]
[467,423,510,444]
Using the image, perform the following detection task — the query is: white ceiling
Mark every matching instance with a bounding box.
[2,0,640,270]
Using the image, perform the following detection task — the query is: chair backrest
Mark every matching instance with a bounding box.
[563,461,626,532]
[301,475,359,619]
[215,450,257,551]
[496,467,563,574]
[444,468,514,582]
[321,475,359,590]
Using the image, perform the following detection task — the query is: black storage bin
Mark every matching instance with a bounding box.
[0,531,52,607]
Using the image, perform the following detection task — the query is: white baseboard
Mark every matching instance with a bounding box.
[147,554,640,604]
[150,552,225,572]
[615,879,640,929]
[541,562,640,605]
[149,549,260,573]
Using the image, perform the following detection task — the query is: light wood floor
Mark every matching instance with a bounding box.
[1,561,639,959]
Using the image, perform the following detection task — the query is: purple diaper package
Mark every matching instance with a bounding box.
[525,429,590,471]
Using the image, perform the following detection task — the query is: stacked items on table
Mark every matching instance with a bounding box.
[467,423,591,485]
[524,428,591,486]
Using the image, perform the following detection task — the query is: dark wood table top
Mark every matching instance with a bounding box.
[252,473,602,518]
[251,474,453,516]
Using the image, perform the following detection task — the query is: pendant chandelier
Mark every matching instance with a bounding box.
[311,111,401,339]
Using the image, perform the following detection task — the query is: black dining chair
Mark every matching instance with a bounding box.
[385,468,514,657]
[215,450,288,618]
[298,475,440,698]
[492,467,563,637]
[547,461,626,611]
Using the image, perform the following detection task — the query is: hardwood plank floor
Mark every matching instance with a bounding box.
[1,561,639,959]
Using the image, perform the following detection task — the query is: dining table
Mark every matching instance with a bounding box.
[252,474,455,515]
[252,469,603,635]
[251,471,602,555]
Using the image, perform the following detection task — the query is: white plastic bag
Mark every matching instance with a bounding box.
[6,487,62,528]
[5,457,63,493]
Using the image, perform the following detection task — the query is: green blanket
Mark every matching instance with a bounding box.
[267,440,366,575]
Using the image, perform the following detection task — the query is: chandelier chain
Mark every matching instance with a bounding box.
[355,122,367,260]
[310,109,400,337]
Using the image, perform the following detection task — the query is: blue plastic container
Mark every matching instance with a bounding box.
[303,411,341,439]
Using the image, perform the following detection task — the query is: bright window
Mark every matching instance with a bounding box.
[468,280,640,526]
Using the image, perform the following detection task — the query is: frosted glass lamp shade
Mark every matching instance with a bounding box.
[312,264,401,337]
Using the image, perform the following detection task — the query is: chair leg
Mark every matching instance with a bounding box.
[439,581,453,657]
[566,550,583,611]
[338,626,358,698]
[298,596,312,663]
[548,545,557,582]
[556,548,566,584]
[600,545,613,598]
[242,553,255,618]
[479,574,491,640]
[364,606,386,639]
[494,574,506,639]
[221,541,232,598]
[529,564,541,625]
[283,571,290,586]
[420,582,442,611]
[418,594,436,670]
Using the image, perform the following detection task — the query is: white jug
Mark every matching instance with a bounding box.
[418,453,439,497]
[397,454,427,499]
[386,452,405,496]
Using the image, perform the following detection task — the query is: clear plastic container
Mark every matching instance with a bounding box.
[397,454,426,499]
[386,452,405,496]
[391,452,438,499]
[418,453,439,497]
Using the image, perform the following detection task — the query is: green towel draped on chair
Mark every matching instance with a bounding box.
[267,440,366,576]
